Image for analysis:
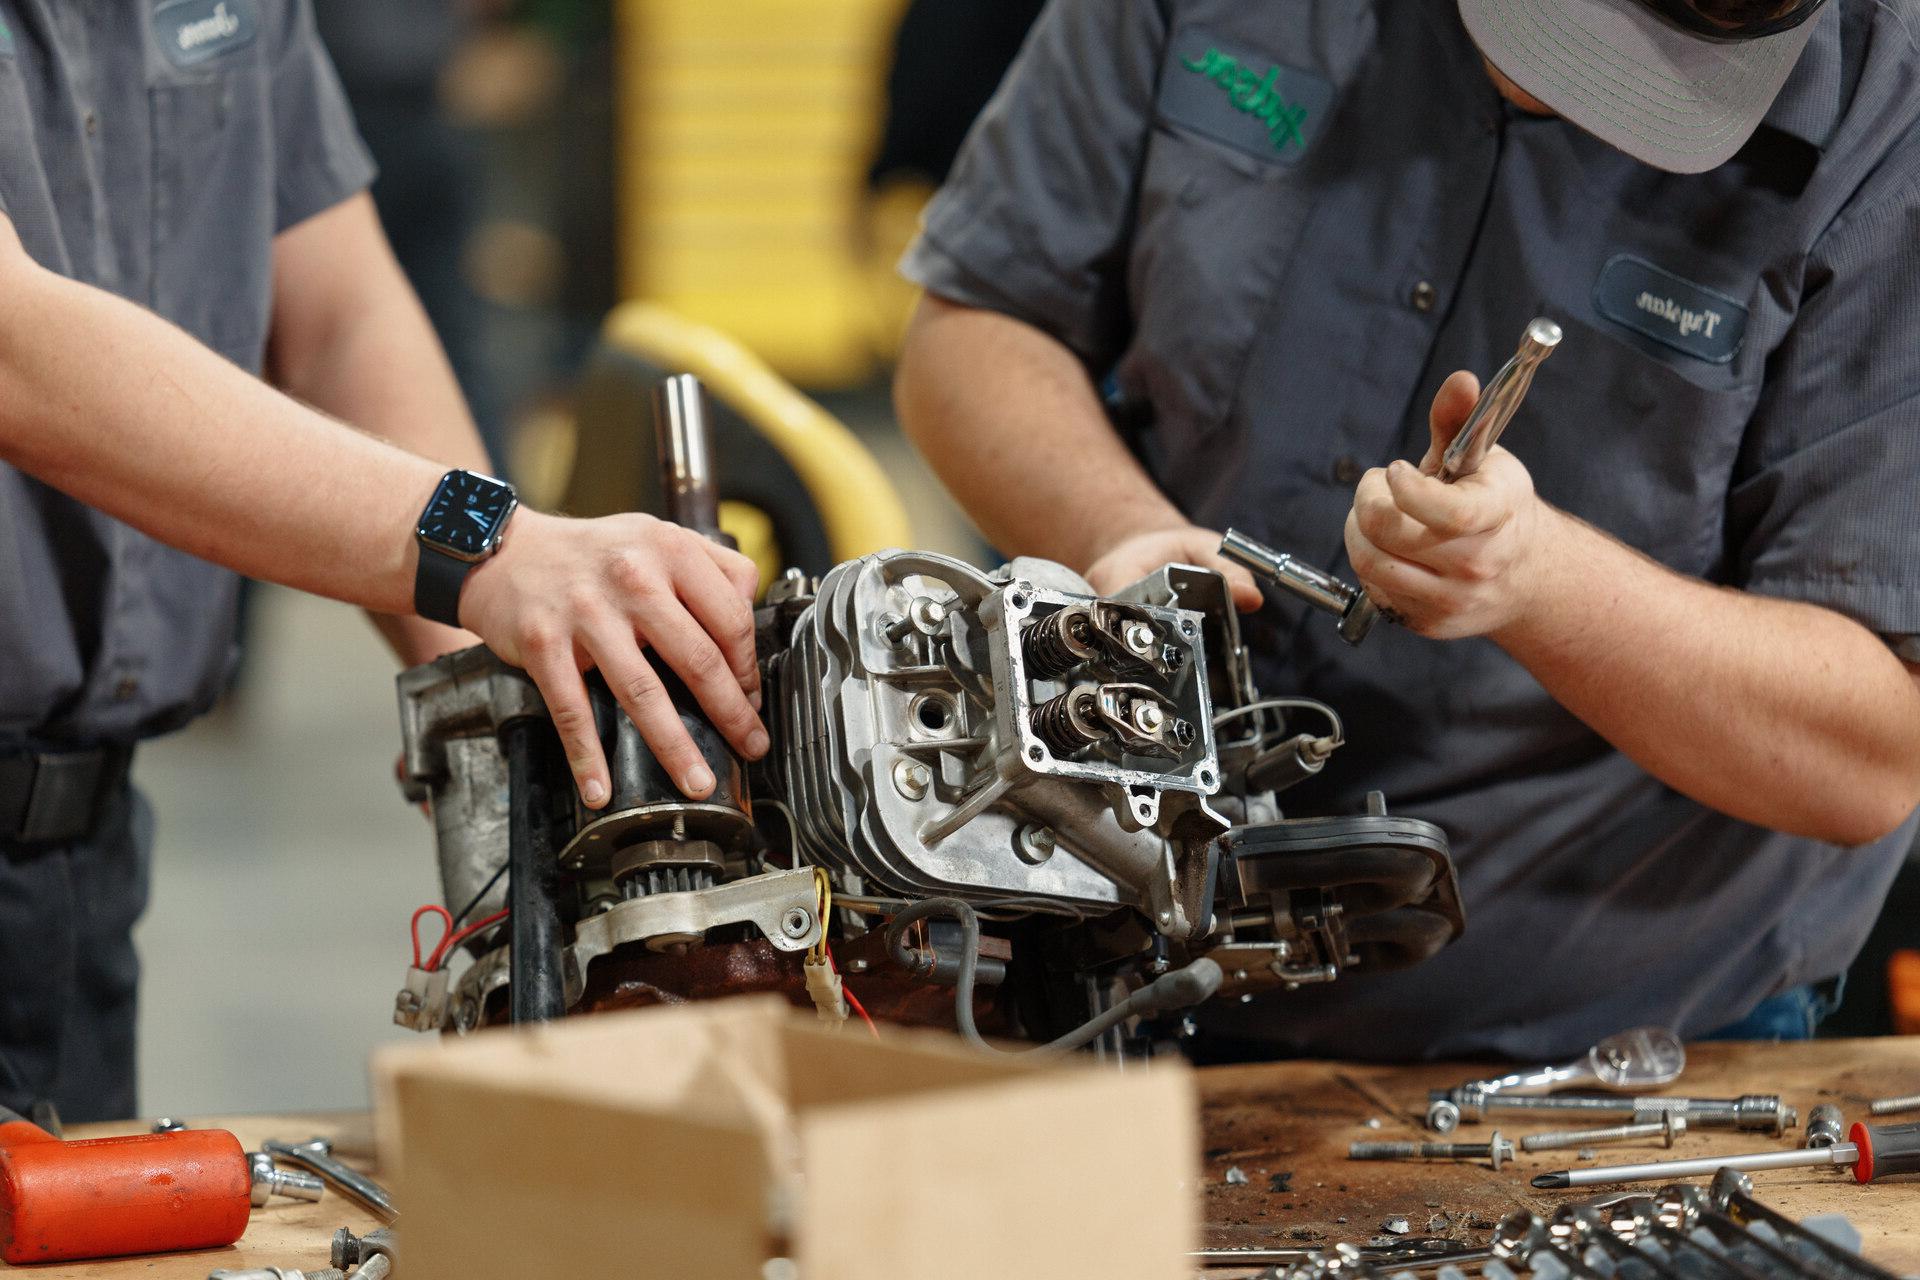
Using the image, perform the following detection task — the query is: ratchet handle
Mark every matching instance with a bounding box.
[1436,317,1562,482]
[1850,1121,1920,1183]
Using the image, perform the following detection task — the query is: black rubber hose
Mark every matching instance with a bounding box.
[884,897,1221,1055]
[502,717,567,1023]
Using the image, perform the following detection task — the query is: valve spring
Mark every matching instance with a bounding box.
[1023,609,1097,679]
[619,865,720,900]
[1031,687,1103,758]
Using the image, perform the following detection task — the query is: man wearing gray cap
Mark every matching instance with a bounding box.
[896,0,1920,1055]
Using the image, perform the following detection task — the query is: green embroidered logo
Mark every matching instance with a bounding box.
[1181,47,1309,152]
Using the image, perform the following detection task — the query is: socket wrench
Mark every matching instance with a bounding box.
[1427,1025,1685,1130]
[262,1137,396,1222]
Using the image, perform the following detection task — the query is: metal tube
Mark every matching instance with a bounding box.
[502,717,567,1024]
[1219,528,1378,644]
[1221,529,1354,614]
[652,373,725,541]
[1532,1144,1856,1189]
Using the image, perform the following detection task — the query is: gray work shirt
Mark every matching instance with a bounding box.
[0,0,373,746]
[904,0,1920,1057]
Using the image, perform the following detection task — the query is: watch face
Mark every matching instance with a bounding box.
[418,470,515,557]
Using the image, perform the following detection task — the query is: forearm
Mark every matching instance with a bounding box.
[266,195,489,665]
[1496,508,1920,845]
[895,295,1182,571]
[0,227,436,615]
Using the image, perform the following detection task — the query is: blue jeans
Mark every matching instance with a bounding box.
[1704,977,1846,1041]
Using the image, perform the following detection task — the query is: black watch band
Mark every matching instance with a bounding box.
[414,543,473,628]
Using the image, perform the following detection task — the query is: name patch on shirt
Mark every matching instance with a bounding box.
[1593,254,1748,364]
[153,0,257,68]
[1158,31,1334,166]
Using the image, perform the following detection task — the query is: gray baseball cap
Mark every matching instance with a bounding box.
[1456,0,1827,173]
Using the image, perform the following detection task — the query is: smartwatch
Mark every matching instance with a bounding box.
[414,469,519,627]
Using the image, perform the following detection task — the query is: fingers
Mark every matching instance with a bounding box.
[705,541,762,604]
[1205,553,1266,612]
[629,591,769,765]
[1419,369,1482,474]
[676,542,764,713]
[1352,466,1448,566]
[521,632,613,808]
[1384,458,1503,540]
[1343,509,1446,620]
[581,616,720,799]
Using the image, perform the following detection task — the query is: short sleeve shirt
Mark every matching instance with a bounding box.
[0,0,374,745]
[904,0,1920,1056]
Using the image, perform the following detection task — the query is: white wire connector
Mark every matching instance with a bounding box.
[393,965,450,1032]
[803,955,849,1025]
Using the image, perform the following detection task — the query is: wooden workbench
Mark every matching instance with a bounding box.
[1196,1039,1919,1274]
[5,1040,1914,1277]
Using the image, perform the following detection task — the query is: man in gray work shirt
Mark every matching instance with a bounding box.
[897,0,1920,1057]
[0,0,768,1121]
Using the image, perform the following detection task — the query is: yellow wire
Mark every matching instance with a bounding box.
[811,867,831,962]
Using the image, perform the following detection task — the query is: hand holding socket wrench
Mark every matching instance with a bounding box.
[1221,318,1562,643]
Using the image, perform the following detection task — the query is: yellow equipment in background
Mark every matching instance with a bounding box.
[557,302,914,594]
[614,0,919,388]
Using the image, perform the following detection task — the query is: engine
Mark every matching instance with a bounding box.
[389,380,1466,1056]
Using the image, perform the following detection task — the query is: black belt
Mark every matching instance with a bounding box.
[0,745,134,848]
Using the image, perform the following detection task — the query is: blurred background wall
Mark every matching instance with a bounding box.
[130,0,1917,1118]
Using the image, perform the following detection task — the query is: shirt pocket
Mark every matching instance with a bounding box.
[1122,123,1318,458]
[1520,308,1761,576]
[148,42,275,370]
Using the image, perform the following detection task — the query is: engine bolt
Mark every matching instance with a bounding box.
[1520,1114,1686,1153]
[780,907,813,940]
[1349,1130,1514,1171]
[1133,702,1165,734]
[1015,825,1056,865]
[891,758,932,801]
[1123,621,1156,655]
[910,596,949,632]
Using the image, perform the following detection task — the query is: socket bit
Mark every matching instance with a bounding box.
[1805,1103,1846,1148]
[247,1152,325,1207]
[1520,1113,1686,1153]
[1350,1129,1514,1170]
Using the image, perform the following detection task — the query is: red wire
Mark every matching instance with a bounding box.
[825,941,879,1039]
[429,908,509,971]
[410,905,452,969]
[843,985,880,1040]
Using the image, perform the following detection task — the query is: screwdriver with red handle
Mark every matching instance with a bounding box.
[1532,1119,1920,1188]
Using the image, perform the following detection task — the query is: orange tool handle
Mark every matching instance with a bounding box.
[0,1128,252,1264]
[0,1107,57,1152]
